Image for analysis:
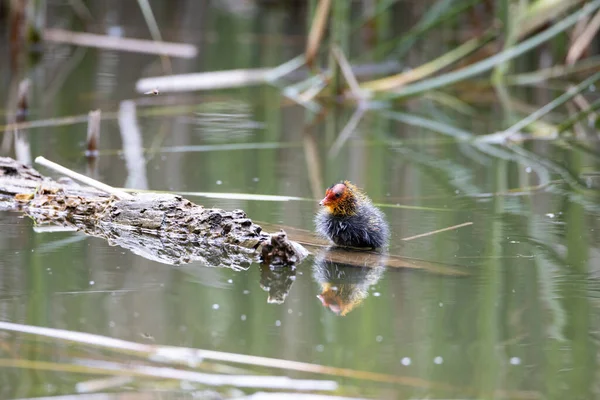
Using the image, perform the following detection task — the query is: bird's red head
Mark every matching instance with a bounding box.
[319,183,347,207]
[317,294,342,315]
[319,181,359,216]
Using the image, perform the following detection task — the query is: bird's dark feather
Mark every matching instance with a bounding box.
[315,202,389,249]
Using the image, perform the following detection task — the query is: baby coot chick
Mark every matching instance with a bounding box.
[315,181,389,249]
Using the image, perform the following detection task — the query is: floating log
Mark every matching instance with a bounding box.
[0,157,307,268]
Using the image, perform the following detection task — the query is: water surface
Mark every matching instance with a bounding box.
[1,2,600,399]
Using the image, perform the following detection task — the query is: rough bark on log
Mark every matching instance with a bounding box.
[0,157,307,268]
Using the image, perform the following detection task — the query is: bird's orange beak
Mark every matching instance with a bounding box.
[319,195,332,206]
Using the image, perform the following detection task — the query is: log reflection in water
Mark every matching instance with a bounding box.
[260,264,297,304]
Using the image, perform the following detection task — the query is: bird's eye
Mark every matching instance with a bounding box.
[335,192,342,198]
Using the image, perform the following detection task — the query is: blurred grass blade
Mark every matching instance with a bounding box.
[558,98,600,133]
[567,9,600,65]
[519,0,585,39]
[506,56,600,85]
[331,45,363,97]
[385,0,600,99]
[392,0,472,58]
[137,0,171,72]
[265,54,306,82]
[383,110,473,140]
[328,105,367,157]
[478,70,600,142]
[423,91,476,115]
[365,0,479,61]
[492,0,526,82]
[353,0,399,30]
[362,31,494,92]
[306,0,332,68]
[137,0,164,43]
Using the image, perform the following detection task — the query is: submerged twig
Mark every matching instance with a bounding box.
[401,222,473,241]
[85,109,101,158]
[44,29,197,58]
[136,69,271,93]
[0,357,337,391]
[0,321,449,390]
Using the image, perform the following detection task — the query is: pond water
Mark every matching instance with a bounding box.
[1,1,600,399]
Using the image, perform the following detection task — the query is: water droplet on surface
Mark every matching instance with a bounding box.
[288,309,293,314]
[275,320,281,327]
[525,167,532,173]
[227,279,233,283]
[241,314,247,321]
[376,335,383,342]
[401,357,411,366]
[216,180,222,185]
[439,302,443,307]
[212,304,220,310]
[243,290,250,295]
[509,357,521,365]
[546,213,555,218]
[373,292,381,297]
[316,345,324,352]
[109,321,115,328]
[434,356,443,364]
[253,177,259,182]
[89,281,95,285]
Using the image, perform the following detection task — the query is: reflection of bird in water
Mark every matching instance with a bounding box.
[315,181,389,249]
[313,249,386,316]
[259,264,296,304]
